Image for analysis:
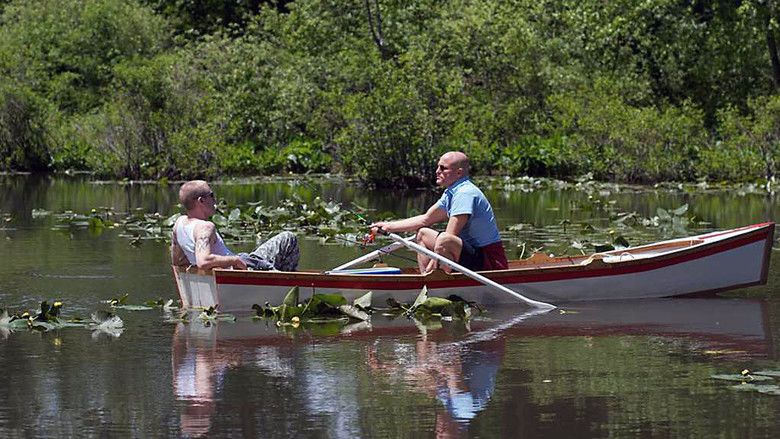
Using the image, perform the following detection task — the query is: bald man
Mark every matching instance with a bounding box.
[171,180,299,271]
[370,151,507,273]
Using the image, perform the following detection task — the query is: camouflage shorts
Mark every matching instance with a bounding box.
[238,231,300,271]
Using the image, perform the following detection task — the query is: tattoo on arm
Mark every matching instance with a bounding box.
[195,234,211,254]
[194,223,216,262]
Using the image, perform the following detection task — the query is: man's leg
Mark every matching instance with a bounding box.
[415,228,439,273]
[416,229,464,273]
[248,231,300,271]
[432,232,462,274]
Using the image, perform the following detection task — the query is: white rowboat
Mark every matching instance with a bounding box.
[173,222,775,312]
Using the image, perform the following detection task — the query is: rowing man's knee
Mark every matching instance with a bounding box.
[415,228,438,249]
[434,232,462,255]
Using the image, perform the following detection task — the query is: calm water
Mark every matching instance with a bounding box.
[1,175,779,438]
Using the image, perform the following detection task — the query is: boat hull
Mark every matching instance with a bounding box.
[174,222,775,312]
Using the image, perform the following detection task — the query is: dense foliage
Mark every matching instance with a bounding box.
[1,0,778,186]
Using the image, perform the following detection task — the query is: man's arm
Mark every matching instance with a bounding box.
[371,204,449,233]
[193,222,247,270]
[444,213,470,236]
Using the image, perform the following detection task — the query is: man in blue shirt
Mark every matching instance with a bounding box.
[370,151,508,273]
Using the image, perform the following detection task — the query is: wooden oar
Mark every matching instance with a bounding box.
[326,235,416,273]
[383,231,556,310]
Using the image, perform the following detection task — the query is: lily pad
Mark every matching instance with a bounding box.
[711,374,774,382]
[730,383,780,395]
[337,305,370,321]
[353,291,373,311]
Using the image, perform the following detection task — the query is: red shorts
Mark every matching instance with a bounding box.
[459,240,508,271]
[480,241,508,270]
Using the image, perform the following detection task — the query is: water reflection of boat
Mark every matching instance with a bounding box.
[173,223,775,312]
[171,298,771,436]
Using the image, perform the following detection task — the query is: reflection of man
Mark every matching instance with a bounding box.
[171,323,224,438]
[370,151,507,273]
[367,336,504,437]
[171,180,299,271]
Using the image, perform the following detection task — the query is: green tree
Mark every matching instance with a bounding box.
[0,0,168,113]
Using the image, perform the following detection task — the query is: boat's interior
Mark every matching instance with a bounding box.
[182,237,708,276]
[382,238,706,274]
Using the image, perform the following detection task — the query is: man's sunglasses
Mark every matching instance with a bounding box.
[198,191,215,202]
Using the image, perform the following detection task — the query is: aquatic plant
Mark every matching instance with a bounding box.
[387,286,479,321]
[253,286,479,331]
[35,195,371,245]
[102,293,177,311]
[711,368,780,396]
[252,287,372,325]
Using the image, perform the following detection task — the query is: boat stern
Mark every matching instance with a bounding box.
[172,265,219,309]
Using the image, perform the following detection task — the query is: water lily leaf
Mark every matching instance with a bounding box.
[31,208,51,218]
[338,305,370,321]
[310,293,347,308]
[613,236,630,249]
[164,213,180,227]
[657,207,671,221]
[29,320,57,331]
[420,297,453,313]
[506,224,525,233]
[672,204,689,216]
[212,214,227,227]
[711,374,773,382]
[594,243,614,252]
[88,217,104,230]
[353,291,373,311]
[730,383,780,395]
[228,208,241,223]
[282,287,299,307]
[409,286,429,313]
[279,303,302,322]
[8,319,29,330]
[386,297,405,309]
[108,293,129,307]
[615,212,638,224]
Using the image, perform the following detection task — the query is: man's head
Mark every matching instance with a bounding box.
[435,151,470,187]
[179,180,216,218]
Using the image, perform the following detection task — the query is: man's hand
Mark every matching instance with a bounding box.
[232,256,248,270]
[369,221,391,235]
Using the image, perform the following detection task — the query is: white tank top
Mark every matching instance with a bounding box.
[174,218,234,265]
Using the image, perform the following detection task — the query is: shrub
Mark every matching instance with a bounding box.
[702,95,780,183]
[0,83,51,171]
[498,134,578,178]
[548,79,707,182]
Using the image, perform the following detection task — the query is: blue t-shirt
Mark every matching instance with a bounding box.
[436,177,501,248]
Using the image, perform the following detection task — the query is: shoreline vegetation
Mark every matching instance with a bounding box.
[1,0,779,188]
